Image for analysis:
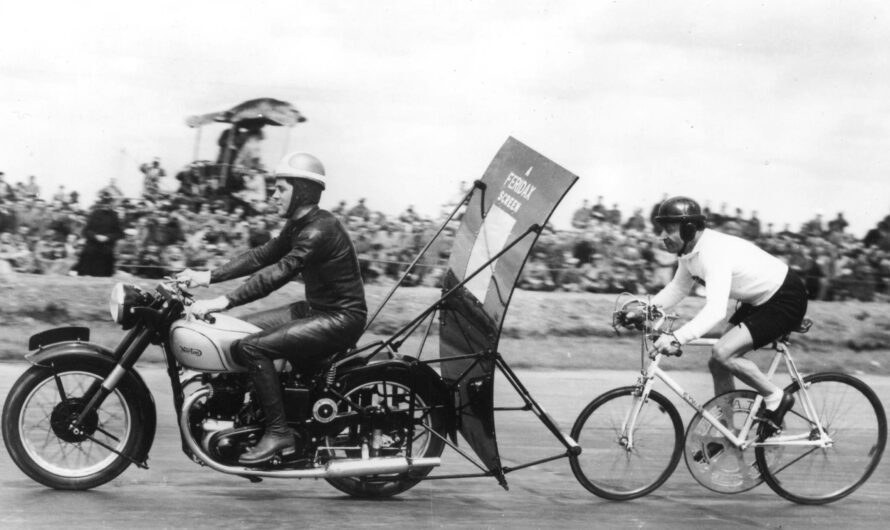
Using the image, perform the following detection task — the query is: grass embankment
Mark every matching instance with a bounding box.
[1,274,888,375]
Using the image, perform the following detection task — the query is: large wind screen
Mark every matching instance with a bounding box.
[439,137,577,474]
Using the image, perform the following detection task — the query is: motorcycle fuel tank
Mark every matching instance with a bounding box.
[169,314,261,372]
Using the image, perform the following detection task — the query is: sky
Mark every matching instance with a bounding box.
[2,0,890,236]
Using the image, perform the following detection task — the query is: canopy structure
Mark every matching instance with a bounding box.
[185,97,307,128]
[438,137,578,478]
[182,97,307,175]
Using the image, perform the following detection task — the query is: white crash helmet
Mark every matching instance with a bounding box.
[273,152,326,189]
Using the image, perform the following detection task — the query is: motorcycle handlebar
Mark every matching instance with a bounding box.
[159,278,218,324]
[159,278,196,301]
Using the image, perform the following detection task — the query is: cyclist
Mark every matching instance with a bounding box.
[647,196,807,439]
[177,152,367,464]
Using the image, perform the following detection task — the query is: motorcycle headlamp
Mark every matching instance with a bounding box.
[109,283,151,329]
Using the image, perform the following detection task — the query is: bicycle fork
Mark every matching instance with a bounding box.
[622,373,659,451]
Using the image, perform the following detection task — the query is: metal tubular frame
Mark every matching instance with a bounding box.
[337,178,580,487]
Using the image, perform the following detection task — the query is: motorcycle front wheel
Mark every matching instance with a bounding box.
[323,370,447,498]
[2,358,151,490]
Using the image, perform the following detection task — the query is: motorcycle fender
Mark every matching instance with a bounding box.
[338,356,457,440]
[28,326,90,351]
[24,341,158,465]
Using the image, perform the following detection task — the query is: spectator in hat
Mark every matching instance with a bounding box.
[22,175,40,199]
[801,213,824,238]
[52,185,69,205]
[571,200,592,230]
[140,158,166,200]
[72,190,123,277]
[827,212,849,235]
[99,178,125,201]
[624,208,647,232]
[348,198,371,222]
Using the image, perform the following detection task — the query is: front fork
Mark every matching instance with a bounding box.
[70,326,155,430]
[623,365,660,451]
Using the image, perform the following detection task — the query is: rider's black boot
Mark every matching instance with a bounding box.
[758,391,795,440]
[239,360,296,465]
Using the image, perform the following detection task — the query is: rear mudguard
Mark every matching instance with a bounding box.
[23,333,158,465]
[338,356,457,441]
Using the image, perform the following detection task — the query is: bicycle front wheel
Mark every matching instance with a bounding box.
[755,372,887,505]
[570,386,683,500]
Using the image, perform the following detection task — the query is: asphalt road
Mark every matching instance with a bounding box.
[1,363,888,529]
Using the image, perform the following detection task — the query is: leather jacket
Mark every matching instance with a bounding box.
[210,207,367,319]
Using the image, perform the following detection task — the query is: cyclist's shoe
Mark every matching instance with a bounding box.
[692,442,725,463]
[758,392,795,439]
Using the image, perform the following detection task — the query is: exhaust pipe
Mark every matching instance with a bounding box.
[180,387,440,480]
[324,456,440,478]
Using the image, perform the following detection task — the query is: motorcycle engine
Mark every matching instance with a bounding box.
[202,375,247,419]
[185,375,315,465]
[182,375,260,464]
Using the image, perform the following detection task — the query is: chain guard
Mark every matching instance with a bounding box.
[684,390,768,494]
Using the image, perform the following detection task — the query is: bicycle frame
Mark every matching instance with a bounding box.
[626,338,833,452]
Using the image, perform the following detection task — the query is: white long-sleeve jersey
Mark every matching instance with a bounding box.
[650,228,788,344]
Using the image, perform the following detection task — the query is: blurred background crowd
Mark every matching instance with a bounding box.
[2,167,890,302]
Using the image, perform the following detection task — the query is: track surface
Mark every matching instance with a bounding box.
[1,363,888,529]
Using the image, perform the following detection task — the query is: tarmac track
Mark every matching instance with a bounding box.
[0,363,888,529]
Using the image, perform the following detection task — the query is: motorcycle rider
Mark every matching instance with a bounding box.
[647,196,807,439]
[178,152,367,464]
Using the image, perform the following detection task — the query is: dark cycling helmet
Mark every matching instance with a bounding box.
[655,196,706,242]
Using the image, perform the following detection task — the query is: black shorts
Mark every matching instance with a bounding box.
[728,270,808,350]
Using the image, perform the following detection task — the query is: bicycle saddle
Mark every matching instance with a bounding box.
[777,318,813,344]
[794,318,813,334]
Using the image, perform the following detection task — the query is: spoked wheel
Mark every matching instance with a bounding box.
[755,372,887,504]
[570,386,683,500]
[323,371,446,498]
[2,359,151,490]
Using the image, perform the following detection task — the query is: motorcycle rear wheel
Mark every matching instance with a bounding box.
[323,370,446,498]
[2,359,151,490]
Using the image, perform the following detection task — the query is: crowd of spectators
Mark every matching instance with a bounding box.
[520,194,890,302]
[3,168,890,302]
[0,165,450,287]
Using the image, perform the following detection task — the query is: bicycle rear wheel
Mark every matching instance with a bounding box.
[755,372,887,505]
[570,386,683,500]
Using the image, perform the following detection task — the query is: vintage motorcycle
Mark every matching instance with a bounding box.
[1,280,450,498]
[3,138,592,499]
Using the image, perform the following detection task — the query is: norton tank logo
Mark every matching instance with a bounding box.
[179,345,203,357]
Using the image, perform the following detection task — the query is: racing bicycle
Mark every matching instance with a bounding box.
[569,296,887,504]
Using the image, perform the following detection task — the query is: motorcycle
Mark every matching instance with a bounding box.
[3,138,592,499]
[2,279,451,498]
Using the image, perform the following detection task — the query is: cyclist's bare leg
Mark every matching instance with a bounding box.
[711,324,781,397]
[709,324,781,432]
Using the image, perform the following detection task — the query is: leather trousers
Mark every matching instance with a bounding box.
[231,301,364,424]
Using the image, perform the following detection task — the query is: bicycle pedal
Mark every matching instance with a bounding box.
[757,419,783,441]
